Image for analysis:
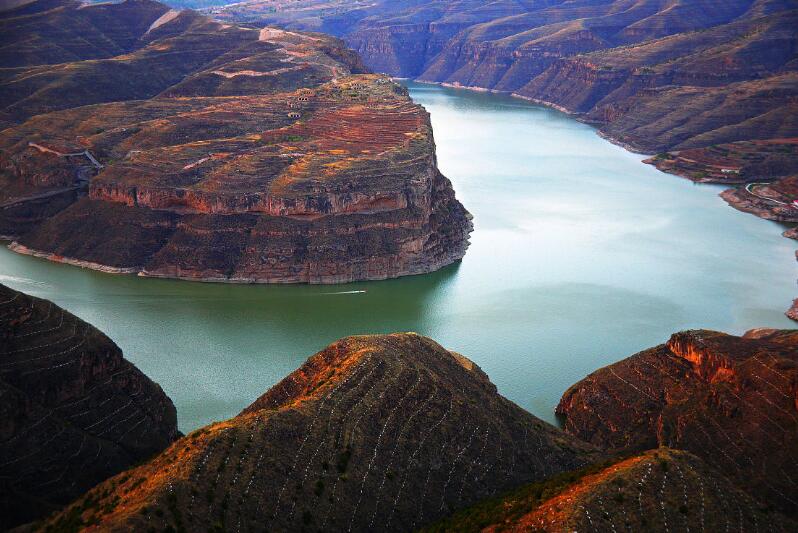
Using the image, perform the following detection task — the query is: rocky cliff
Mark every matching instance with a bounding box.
[38,333,598,532]
[557,328,798,516]
[0,0,471,283]
[0,283,179,530]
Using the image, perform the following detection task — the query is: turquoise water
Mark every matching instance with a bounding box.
[1,81,795,431]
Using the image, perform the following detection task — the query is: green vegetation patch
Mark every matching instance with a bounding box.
[420,455,630,533]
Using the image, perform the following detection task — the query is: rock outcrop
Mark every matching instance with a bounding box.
[39,333,598,532]
[212,0,798,311]
[720,175,798,223]
[426,449,797,532]
[557,329,798,516]
[0,0,472,283]
[0,283,179,530]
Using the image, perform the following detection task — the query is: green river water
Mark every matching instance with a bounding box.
[1,81,795,431]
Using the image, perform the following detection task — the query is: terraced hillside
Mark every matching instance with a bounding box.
[425,449,797,532]
[214,0,798,154]
[0,283,178,529]
[0,0,472,283]
[0,0,366,127]
[557,328,798,516]
[40,333,599,532]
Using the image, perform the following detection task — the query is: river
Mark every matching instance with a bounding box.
[1,81,795,431]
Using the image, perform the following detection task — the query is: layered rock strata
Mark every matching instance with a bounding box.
[557,329,798,516]
[0,0,471,283]
[0,283,179,530]
[39,333,598,532]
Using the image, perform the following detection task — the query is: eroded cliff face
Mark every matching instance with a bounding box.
[0,283,179,530]
[39,333,599,532]
[557,329,798,516]
[0,0,472,283]
[2,78,471,283]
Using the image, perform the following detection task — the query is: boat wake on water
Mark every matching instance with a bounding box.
[318,290,367,295]
[0,274,53,288]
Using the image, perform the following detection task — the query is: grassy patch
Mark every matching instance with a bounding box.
[420,456,629,533]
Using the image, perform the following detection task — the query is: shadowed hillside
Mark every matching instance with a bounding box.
[424,448,797,532]
[0,284,179,530]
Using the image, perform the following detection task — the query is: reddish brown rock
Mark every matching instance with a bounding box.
[217,0,798,154]
[0,283,179,529]
[645,139,798,184]
[720,175,798,224]
[0,0,471,283]
[557,329,798,516]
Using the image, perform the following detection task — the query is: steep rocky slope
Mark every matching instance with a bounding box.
[0,283,179,530]
[39,333,598,532]
[557,328,798,516]
[425,448,797,532]
[0,0,472,283]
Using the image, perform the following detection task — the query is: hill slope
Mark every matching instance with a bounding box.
[214,0,798,154]
[424,448,797,532]
[39,333,599,532]
[557,328,798,516]
[0,283,179,530]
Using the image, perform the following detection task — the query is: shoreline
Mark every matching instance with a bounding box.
[8,242,140,274]
[6,241,465,285]
[410,79,653,156]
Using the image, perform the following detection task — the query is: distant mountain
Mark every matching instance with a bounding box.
[214,0,798,154]
[0,283,179,530]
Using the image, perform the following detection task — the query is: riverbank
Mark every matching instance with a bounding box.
[8,242,140,274]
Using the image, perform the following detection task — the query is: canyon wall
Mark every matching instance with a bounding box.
[0,0,471,283]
